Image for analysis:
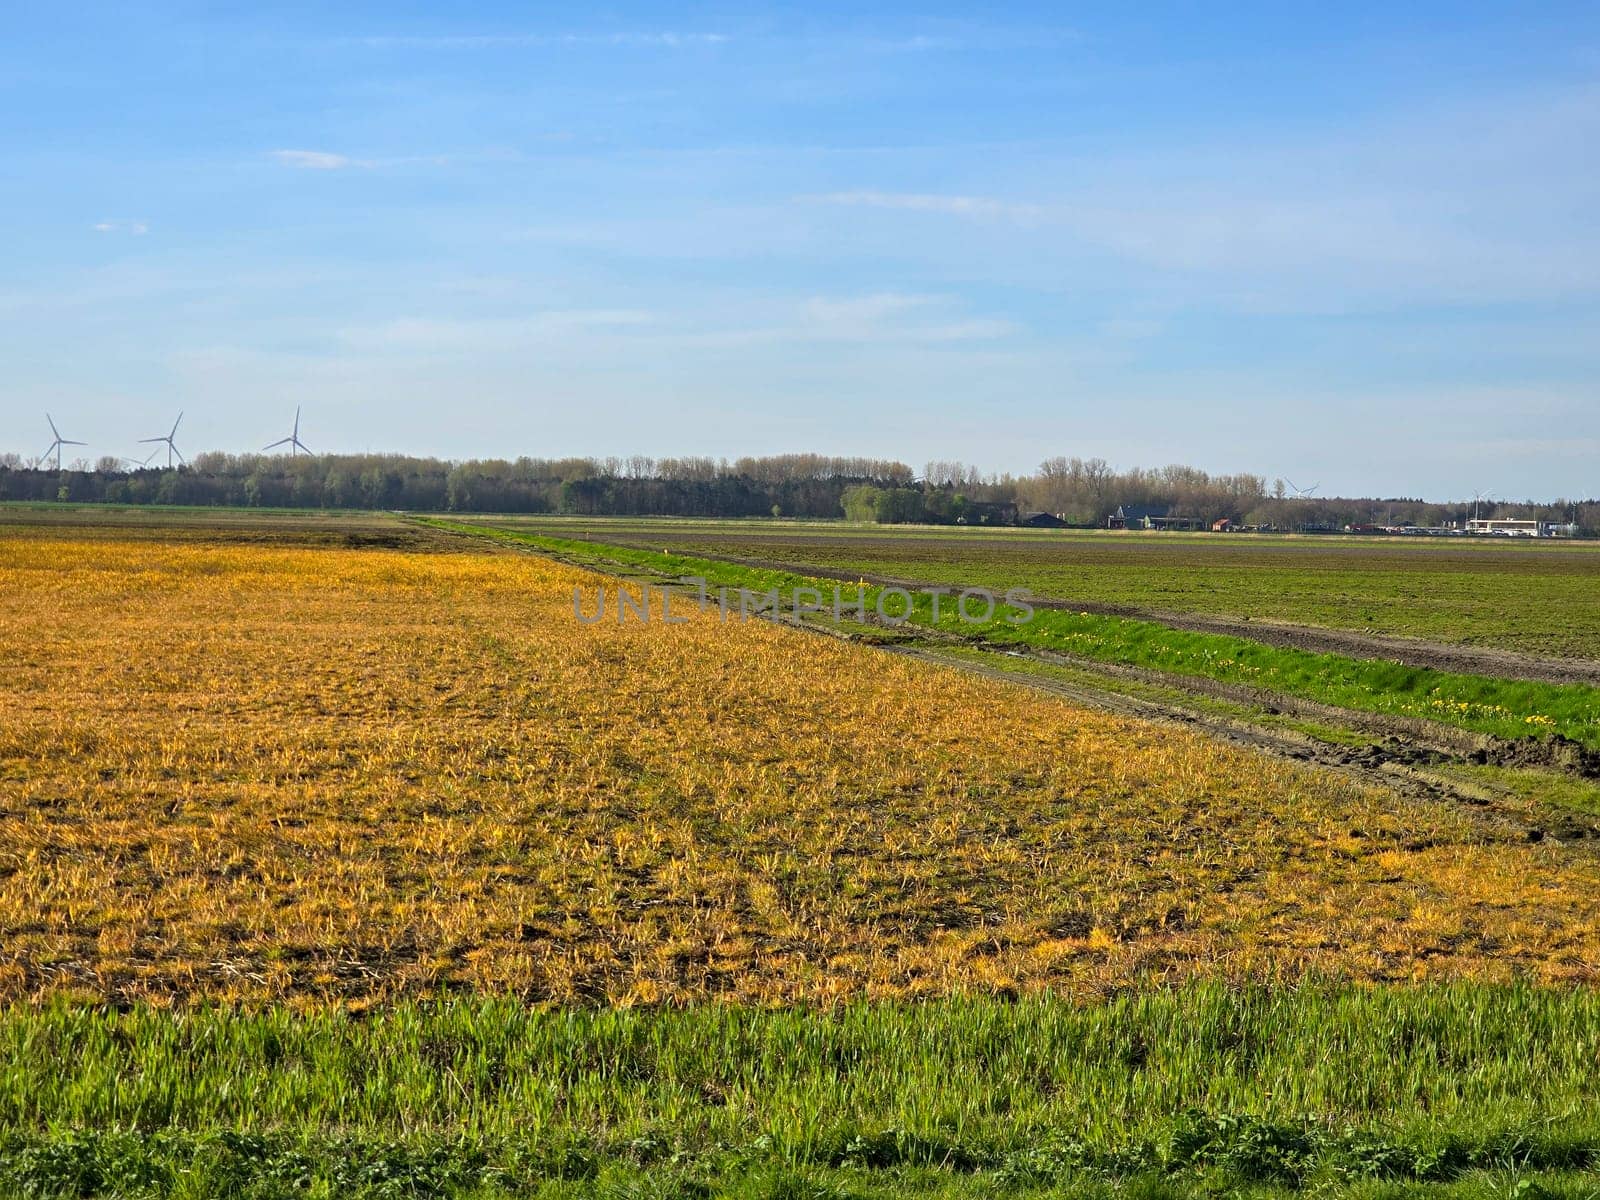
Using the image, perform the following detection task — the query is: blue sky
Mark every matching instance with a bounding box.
[3,2,1597,499]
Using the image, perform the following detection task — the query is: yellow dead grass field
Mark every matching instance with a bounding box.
[0,532,1597,1006]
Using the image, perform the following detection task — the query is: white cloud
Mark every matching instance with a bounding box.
[352,32,729,50]
[337,310,657,353]
[321,291,1014,365]
[803,292,941,324]
[91,219,148,235]
[779,81,1600,312]
[798,292,1017,343]
[342,26,1081,55]
[270,149,360,170]
[268,148,498,172]
[803,85,1600,308]
[827,25,1080,54]
[806,191,1042,221]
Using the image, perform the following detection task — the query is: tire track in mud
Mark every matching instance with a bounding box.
[641,546,1600,688]
[875,641,1600,848]
[430,521,1600,845]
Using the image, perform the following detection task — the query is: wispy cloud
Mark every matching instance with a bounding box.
[341,26,1073,55]
[803,292,940,324]
[271,149,362,170]
[338,310,657,353]
[327,293,1014,362]
[805,191,1043,221]
[806,84,1600,306]
[835,26,1080,54]
[91,219,148,235]
[268,148,504,171]
[798,292,1018,344]
[351,32,729,50]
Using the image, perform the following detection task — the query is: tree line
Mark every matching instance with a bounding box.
[0,449,1592,533]
[0,452,914,519]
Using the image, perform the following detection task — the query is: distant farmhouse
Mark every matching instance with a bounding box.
[1107,504,1202,531]
[1018,511,1068,528]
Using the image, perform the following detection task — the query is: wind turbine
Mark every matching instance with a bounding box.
[262,407,313,457]
[41,414,86,470]
[1285,479,1320,500]
[138,411,186,468]
[1471,487,1495,527]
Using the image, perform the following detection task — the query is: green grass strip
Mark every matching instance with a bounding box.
[423,519,1600,750]
[5,984,1600,1196]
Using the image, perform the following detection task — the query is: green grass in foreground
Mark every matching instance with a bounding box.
[4,985,1600,1198]
[428,521,1600,752]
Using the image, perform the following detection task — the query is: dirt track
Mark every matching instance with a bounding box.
[891,643,1599,845]
[459,524,1600,845]
[676,548,1600,687]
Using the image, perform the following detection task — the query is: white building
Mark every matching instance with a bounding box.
[1465,518,1542,536]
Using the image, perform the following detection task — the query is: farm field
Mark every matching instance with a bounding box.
[467,515,1600,662]
[437,520,1600,759]
[15,517,1599,1002]
[0,501,438,548]
[4,509,1600,1197]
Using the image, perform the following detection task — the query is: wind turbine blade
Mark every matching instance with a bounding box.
[46,414,60,439]
[63,439,86,446]
[138,436,164,443]
[263,437,292,450]
[173,446,186,465]
[170,412,183,438]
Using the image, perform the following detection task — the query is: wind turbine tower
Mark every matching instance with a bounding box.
[263,407,313,457]
[139,411,186,468]
[40,414,86,470]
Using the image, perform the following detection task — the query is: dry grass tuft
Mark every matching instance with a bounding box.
[2,534,1597,1005]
